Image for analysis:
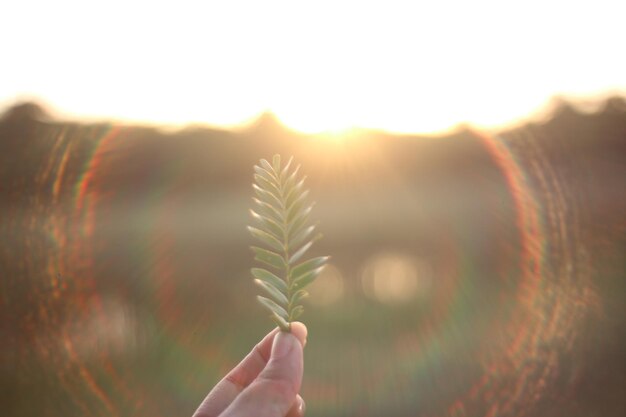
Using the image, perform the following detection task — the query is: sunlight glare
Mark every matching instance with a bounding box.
[1,0,624,132]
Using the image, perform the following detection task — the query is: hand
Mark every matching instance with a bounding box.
[192,322,307,417]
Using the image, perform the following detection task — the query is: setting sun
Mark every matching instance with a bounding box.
[2,0,624,133]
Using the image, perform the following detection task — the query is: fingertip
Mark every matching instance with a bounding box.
[290,322,307,348]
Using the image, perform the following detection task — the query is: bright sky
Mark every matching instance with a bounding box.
[2,0,625,133]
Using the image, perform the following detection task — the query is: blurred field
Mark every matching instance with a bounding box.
[0,99,625,417]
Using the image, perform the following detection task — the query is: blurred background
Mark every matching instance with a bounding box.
[1,1,625,417]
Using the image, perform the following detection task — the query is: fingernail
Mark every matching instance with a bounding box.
[271,331,295,359]
[299,397,306,414]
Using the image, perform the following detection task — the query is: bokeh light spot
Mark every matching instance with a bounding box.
[361,252,433,304]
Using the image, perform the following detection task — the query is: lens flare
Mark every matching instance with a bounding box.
[1,111,611,416]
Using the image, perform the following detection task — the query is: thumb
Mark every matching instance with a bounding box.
[221,323,306,417]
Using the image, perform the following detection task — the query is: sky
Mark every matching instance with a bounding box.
[2,0,625,133]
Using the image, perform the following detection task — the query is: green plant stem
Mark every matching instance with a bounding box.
[280,174,292,330]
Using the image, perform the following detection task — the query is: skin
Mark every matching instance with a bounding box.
[192,322,308,417]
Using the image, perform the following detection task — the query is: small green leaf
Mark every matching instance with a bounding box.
[289,240,314,264]
[279,157,294,182]
[290,289,308,305]
[293,265,325,289]
[285,178,307,208]
[290,305,304,320]
[272,154,281,172]
[254,279,289,306]
[257,295,289,320]
[253,183,283,209]
[287,204,313,231]
[260,158,276,176]
[252,198,283,224]
[252,246,286,270]
[271,312,290,331]
[289,224,315,249]
[287,197,312,225]
[251,268,287,293]
[254,165,279,184]
[254,174,282,200]
[291,256,329,280]
[248,226,284,252]
[288,209,312,238]
[283,165,302,189]
[249,210,284,240]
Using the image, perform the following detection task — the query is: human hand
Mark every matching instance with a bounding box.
[192,322,307,417]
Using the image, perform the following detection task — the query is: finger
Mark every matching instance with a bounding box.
[221,322,307,417]
[192,327,279,417]
[285,395,306,417]
[288,322,308,348]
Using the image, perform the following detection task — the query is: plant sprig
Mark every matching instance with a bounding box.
[248,154,328,332]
